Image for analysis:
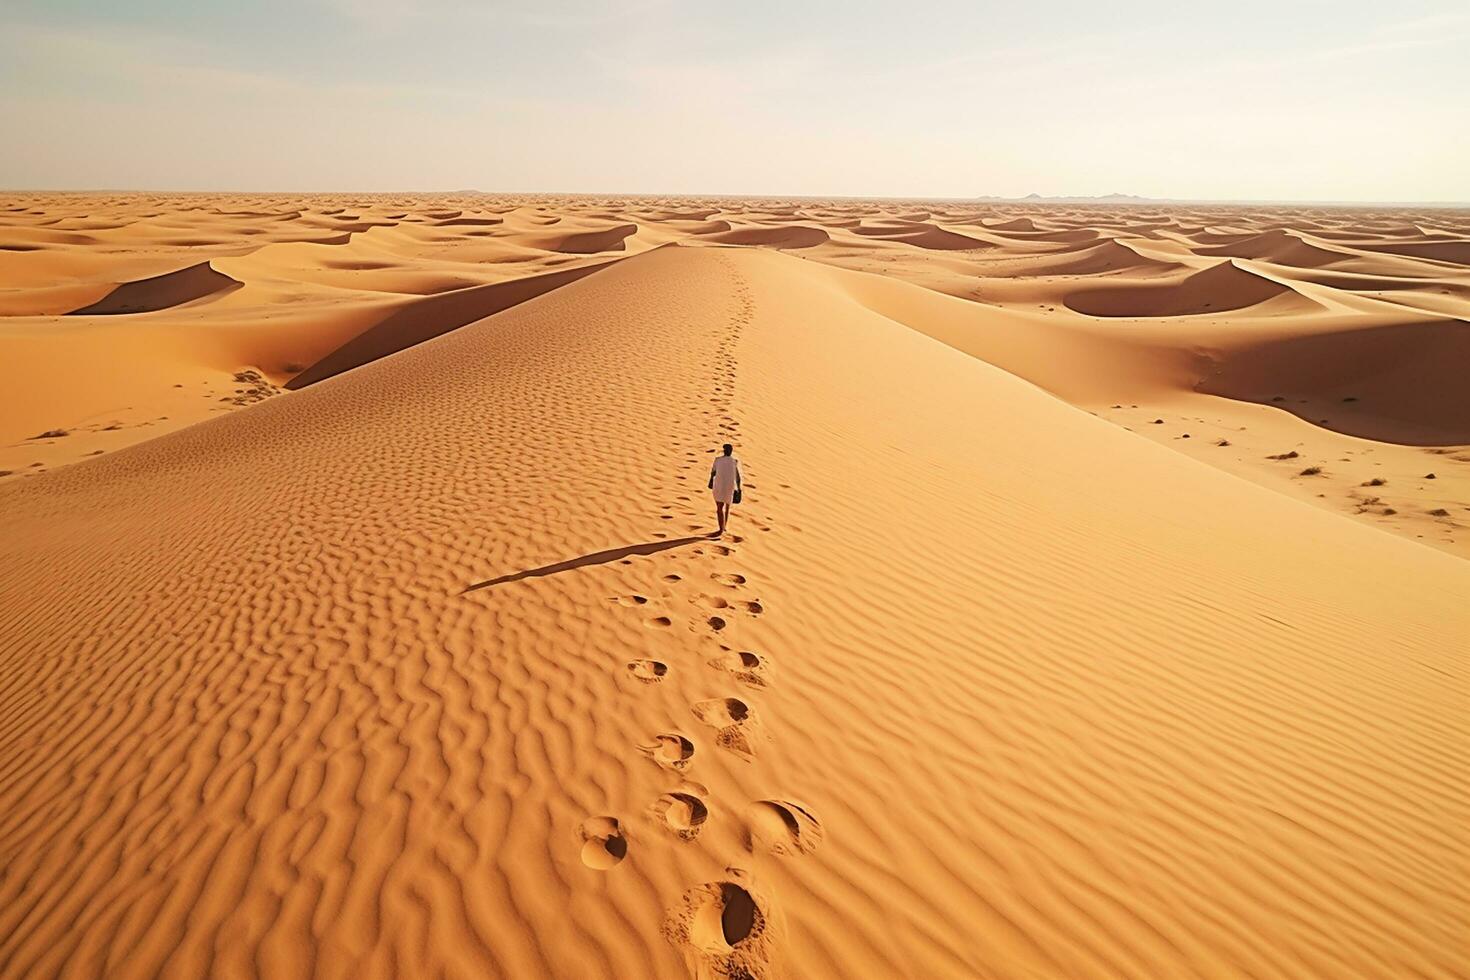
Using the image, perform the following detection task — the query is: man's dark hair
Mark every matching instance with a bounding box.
[722,443,733,455]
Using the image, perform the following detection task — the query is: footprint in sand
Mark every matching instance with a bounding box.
[736,599,763,615]
[711,572,747,587]
[662,573,682,583]
[692,697,757,758]
[710,649,767,688]
[701,595,731,609]
[707,615,728,632]
[693,696,751,726]
[579,816,628,870]
[748,800,823,856]
[645,615,673,629]
[640,733,696,771]
[627,660,669,683]
[612,594,649,607]
[654,791,711,840]
[663,874,771,977]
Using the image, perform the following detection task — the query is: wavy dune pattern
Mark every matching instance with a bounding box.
[1,194,1468,979]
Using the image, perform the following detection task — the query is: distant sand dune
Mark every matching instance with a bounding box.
[982,216,1038,231]
[431,216,505,227]
[523,222,639,253]
[66,261,242,315]
[1064,260,1316,317]
[987,226,1100,244]
[1192,229,1354,268]
[642,208,721,222]
[668,218,732,235]
[1348,238,1470,266]
[699,225,829,249]
[853,221,994,250]
[1186,228,1254,244]
[998,238,1179,278]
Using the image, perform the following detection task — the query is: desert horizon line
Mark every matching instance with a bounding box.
[3,187,1468,208]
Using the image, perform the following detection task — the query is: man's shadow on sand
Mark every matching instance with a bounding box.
[463,535,709,593]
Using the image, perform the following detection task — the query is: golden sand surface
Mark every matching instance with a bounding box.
[1,194,1467,978]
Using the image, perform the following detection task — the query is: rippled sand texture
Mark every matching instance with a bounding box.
[1,196,1468,978]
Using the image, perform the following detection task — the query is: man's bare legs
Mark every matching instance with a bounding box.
[714,502,729,536]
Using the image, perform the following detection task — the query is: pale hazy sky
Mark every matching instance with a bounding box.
[1,0,1466,201]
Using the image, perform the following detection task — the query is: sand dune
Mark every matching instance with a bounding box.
[823,260,1202,402]
[1349,238,1470,266]
[1,193,1468,978]
[991,238,1180,278]
[1192,228,1354,268]
[1064,260,1316,317]
[698,225,829,249]
[853,220,994,250]
[8,191,1455,545]
[1,243,1467,979]
[985,226,1101,245]
[641,208,721,222]
[285,258,620,387]
[522,221,640,253]
[1197,318,1470,444]
[670,218,732,235]
[430,216,505,227]
[66,261,242,315]
[983,216,1038,231]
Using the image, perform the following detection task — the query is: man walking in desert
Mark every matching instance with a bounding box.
[708,443,742,537]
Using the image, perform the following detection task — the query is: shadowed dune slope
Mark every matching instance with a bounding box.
[698,225,829,249]
[1192,229,1353,268]
[998,238,1180,277]
[854,221,994,250]
[1352,238,1470,266]
[1198,318,1470,444]
[668,218,731,235]
[983,216,1037,231]
[1065,260,1315,317]
[285,258,619,387]
[525,222,639,253]
[1,246,1466,979]
[66,261,242,315]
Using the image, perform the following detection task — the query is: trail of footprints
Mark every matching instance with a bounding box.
[584,258,819,978]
